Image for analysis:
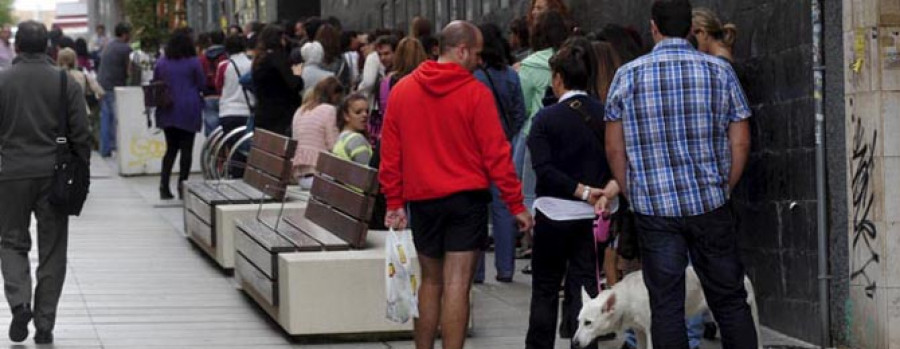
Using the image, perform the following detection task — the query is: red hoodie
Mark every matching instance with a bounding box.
[378,61,525,215]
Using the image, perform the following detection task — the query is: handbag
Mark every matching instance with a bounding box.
[49,71,91,216]
[142,79,173,110]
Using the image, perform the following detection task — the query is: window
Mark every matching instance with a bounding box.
[501,0,509,9]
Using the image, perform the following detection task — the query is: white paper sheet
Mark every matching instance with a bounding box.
[533,196,620,221]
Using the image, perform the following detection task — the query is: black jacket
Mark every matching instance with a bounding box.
[0,54,90,181]
[527,94,611,200]
[252,50,303,136]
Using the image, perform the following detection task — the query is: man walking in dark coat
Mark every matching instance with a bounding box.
[0,20,90,344]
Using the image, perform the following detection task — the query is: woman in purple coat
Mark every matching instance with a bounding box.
[155,29,205,200]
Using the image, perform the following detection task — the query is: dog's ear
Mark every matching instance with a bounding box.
[602,293,616,313]
[581,287,593,304]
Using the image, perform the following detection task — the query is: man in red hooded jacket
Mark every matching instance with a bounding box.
[379,21,534,349]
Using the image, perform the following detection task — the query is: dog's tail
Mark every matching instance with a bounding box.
[744,276,762,349]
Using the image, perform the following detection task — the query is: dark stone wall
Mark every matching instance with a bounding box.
[323,0,848,345]
[822,0,848,346]
[280,0,321,22]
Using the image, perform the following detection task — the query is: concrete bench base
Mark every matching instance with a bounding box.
[238,231,417,336]
[188,200,307,270]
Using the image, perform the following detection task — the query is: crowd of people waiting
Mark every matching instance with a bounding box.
[12,0,754,347]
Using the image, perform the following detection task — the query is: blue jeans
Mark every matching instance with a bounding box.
[475,185,518,281]
[203,98,220,136]
[687,314,705,349]
[512,133,535,214]
[99,92,117,157]
[635,203,757,349]
[625,316,704,349]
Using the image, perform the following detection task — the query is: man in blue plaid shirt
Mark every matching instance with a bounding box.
[605,1,756,348]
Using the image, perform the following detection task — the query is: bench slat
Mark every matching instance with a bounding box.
[236,219,298,254]
[186,211,213,248]
[236,254,277,306]
[187,182,231,205]
[315,152,379,195]
[235,226,279,279]
[310,175,375,221]
[252,128,297,158]
[247,147,293,181]
[185,188,215,225]
[227,181,271,201]
[284,213,350,251]
[270,221,323,252]
[305,198,368,249]
[244,168,287,201]
[208,182,254,203]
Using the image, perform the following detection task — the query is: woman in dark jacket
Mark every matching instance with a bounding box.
[524,42,620,349]
[473,23,527,284]
[154,29,205,200]
[252,24,304,136]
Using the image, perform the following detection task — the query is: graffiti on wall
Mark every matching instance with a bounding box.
[849,113,879,299]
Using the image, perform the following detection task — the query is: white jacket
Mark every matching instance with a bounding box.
[219,53,255,118]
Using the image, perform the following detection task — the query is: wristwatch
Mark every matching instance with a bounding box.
[581,186,591,201]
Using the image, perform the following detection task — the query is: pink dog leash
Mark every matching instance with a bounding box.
[592,212,612,290]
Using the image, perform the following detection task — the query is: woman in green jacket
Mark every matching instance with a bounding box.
[514,9,572,214]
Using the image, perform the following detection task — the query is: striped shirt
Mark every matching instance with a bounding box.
[605,38,751,217]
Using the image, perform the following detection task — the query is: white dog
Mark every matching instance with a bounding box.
[572,266,760,349]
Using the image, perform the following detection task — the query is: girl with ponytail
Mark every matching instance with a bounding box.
[691,8,738,63]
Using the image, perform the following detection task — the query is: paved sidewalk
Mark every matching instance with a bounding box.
[0,156,816,348]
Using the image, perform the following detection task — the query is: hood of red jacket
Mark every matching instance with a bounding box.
[412,61,477,97]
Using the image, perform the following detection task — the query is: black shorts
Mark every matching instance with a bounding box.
[408,190,491,258]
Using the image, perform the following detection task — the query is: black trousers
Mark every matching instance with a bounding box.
[0,178,68,332]
[635,203,758,349]
[526,211,599,349]
[220,116,250,178]
[160,127,196,188]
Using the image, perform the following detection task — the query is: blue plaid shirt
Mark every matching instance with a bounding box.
[605,39,752,217]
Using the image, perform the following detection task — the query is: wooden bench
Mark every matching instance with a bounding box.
[234,152,416,336]
[183,129,301,269]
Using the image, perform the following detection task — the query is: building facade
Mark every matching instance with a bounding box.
[187,0,322,32]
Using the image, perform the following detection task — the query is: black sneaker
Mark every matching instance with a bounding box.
[34,330,52,344]
[8,304,32,343]
[521,264,532,275]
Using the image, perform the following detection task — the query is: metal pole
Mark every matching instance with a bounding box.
[811,0,831,347]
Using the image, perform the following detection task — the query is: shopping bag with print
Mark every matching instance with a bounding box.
[385,228,420,323]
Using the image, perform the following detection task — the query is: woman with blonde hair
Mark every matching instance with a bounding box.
[291,77,345,188]
[692,8,738,63]
[378,37,426,118]
[57,48,105,109]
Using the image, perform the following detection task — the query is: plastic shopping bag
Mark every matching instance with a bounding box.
[385,228,420,323]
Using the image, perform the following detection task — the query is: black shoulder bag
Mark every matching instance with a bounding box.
[49,71,91,216]
[565,98,639,260]
[480,68,515,140]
